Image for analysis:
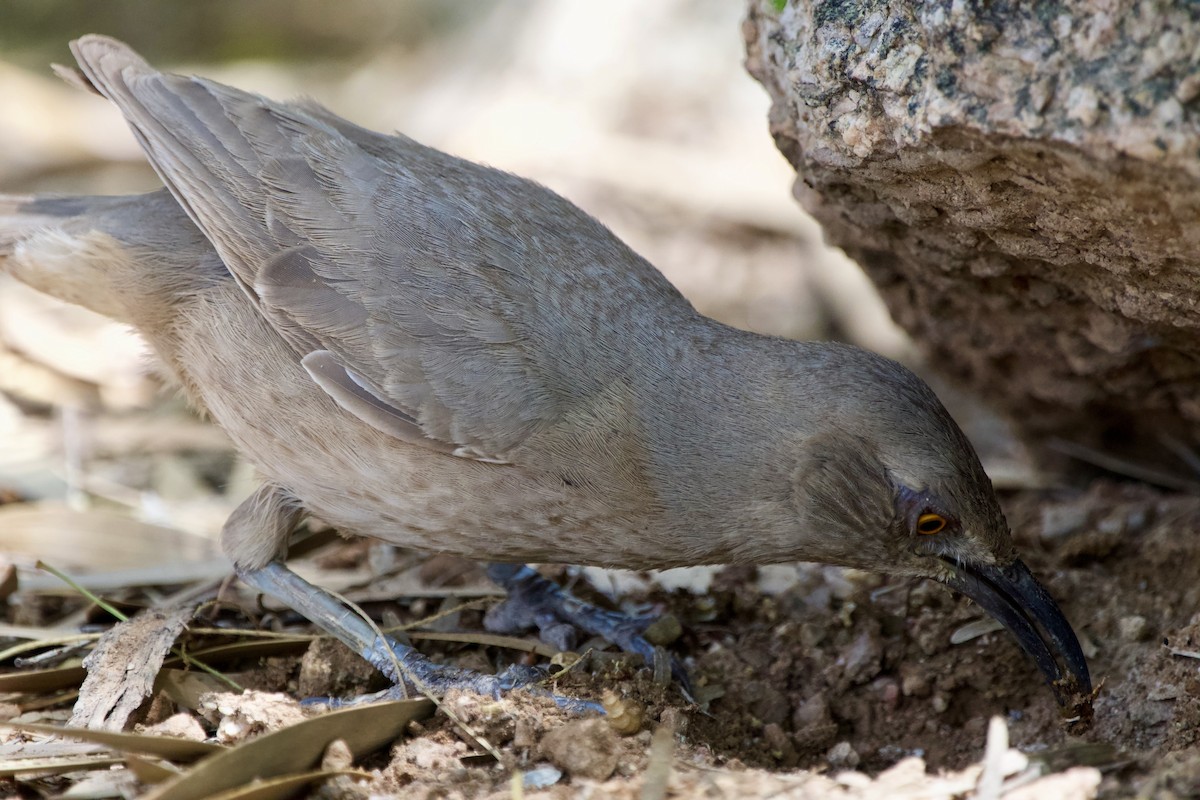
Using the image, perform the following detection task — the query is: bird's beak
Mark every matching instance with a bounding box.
[938,557,1094,730]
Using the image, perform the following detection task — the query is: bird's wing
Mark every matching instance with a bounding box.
[68,36,683,463]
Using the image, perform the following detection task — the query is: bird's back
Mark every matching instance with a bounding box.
[66,35,699,466]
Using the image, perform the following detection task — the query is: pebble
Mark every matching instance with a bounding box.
[827,741,861,770]
[1117,614,1149,642]
[523,765,562,790]
[539,718,620,780]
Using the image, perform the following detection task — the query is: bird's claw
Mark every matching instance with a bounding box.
[485,563,694,699]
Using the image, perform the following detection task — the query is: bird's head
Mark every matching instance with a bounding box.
[772,345,1094,728]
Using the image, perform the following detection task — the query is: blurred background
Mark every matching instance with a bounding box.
[0,0,935,580]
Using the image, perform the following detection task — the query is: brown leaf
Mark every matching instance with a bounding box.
[143,699,432,800]
[0,754,124,776]
[0,664,86,693]
[0,505,217,575]
[125,755,184,784]
[0,720,223,761]
[203,769,371,800]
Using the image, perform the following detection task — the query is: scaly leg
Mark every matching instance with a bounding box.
[484,563,692,696]
[238,561,550,699]
[226,486,599,711]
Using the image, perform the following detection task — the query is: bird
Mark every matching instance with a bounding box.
[1,36,1092,727]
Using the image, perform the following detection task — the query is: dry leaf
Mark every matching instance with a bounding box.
[0,754,123,776]
[0,720,222,761]
[202,769,371,800]
[143,699,432,800]
[0,505,217,574]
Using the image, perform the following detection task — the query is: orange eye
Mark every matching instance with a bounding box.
[916,513,947,535]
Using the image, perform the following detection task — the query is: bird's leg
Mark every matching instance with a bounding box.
[226,487,599,711]
[484,563,693,696]
[238,561,553,701]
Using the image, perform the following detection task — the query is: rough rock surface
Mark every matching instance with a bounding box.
[745,0,1200,446]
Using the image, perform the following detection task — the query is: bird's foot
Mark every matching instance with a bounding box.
[305,658,602,714]
[238,561,601,713]
[484,563,693,698]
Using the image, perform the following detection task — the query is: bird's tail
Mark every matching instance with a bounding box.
[0,190,214,325]
[0,193,132,319]
[0,194,76,255]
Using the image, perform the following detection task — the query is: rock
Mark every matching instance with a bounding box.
[745,1,1200,444]
[826,740,860,771]
[297,637,381,699]
[1040,501,1090,541]
[762,722,799,766]
[538,718,620,781]
[792,692,838,753]
[1117,614,1149,642]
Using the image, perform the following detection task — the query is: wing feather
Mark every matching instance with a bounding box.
[69,35,688,466]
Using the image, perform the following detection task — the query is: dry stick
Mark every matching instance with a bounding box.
[321,584,504,763]
[387,598,491,632]
[641,718,675,800]
[1156,431,1200,477]
[406,631,557,658]
[36,561,243,692]
[1048,438,1200,493]
[21,689,81,713]
[0,633,102,663]
[187,627,315,640]
[1,626,317,664]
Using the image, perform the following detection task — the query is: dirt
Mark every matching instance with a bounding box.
[3,5,1196,796]
[319,479,1200,796]
[7,479,1195,797]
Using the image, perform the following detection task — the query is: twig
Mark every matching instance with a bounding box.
[36,561,242,691]
[1047,438,1200,493]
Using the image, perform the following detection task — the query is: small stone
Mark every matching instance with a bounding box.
[1040,503,1089,539]
[1117,615,1149,642]
[1176,73,1200,103]
[763,722,798,766]
[1066,85,1100,127]
[877,678,900,710]
[523,765,562,790]
[512,717,538,751]
[899,664,931,698]
[826,741,860,770]
[321,739,353,771]
[297,637,379,698]
[659,706,688,738]
[539,718,620,780]
[643,613,683,646]
[835,629,883,687]
[1147,682,1180,702]
[140,712,207,742]
[793,692,832,729]
[1124,506,1148,534]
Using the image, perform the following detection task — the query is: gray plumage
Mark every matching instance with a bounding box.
[1,37,1092,718]
[3,35,1008,573]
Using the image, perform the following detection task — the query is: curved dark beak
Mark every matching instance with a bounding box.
[939,557,1094,730]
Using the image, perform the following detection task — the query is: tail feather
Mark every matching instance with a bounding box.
[1,191,221,323]
[1,194,131,318]
[0,195,90,255]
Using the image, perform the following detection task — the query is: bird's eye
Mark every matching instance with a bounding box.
[916,512,947,535]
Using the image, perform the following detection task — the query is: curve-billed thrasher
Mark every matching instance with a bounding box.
[1,36,1092,728]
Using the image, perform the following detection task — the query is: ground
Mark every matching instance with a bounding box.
[1,3,1198,797]
[2,476,1198,797]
